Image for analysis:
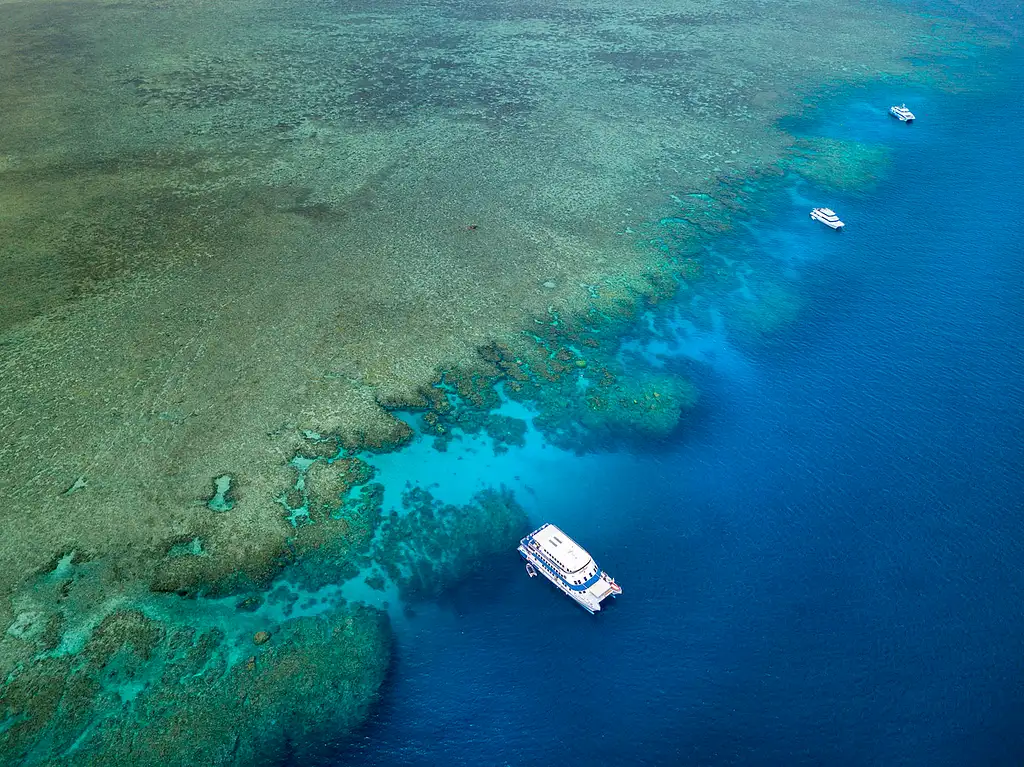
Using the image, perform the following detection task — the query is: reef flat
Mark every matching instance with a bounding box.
[0,0,1001,762]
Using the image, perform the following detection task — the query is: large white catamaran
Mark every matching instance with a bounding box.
[519,523,622,613]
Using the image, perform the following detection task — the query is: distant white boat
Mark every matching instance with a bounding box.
[810,207,844,230]
[518,523,621,613]
[889,103,915,122]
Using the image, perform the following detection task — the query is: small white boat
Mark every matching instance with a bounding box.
[525,562,537,578]
[810,207,845,230]
[889,104,915,122]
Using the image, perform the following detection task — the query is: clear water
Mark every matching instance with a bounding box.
[334,44,1024,767]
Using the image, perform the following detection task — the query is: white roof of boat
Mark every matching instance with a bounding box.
[817,207,837,215]
[535,524,593,573]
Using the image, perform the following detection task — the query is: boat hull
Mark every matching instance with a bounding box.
[810,213,844,230]
[519,547,622,613]
[519,547,598,613]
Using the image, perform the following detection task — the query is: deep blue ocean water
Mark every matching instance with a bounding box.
[334,37,1024,767]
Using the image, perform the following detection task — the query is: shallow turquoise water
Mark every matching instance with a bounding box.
[331,28,1024,767]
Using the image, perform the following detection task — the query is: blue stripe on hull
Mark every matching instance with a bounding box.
[520,548,597,614]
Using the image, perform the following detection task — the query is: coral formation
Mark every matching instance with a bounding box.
[0,604,390,766]
[375,487,529,601]
[287,482,386,590]
[485,415,528,454]
[789,137,893,192]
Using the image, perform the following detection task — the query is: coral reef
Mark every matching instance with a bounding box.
[512,360,700,453]
[0,603,390,767]
[789,136,892,192]
[421,388,529,455]
[288,482,386,591]
[375,487,529,601]
[485,415,528,454]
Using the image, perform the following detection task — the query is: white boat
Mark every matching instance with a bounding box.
[518,523,622,614]
[810,207,845,230]
[889,103,915,122]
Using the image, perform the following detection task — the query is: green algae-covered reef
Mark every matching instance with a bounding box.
[0,481,530,765]
[0,0,1000,761]
[2,604,391,766]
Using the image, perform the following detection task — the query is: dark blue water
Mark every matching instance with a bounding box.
[337,43,1024,767]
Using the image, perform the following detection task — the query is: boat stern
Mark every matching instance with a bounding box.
[584,572,622,608]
